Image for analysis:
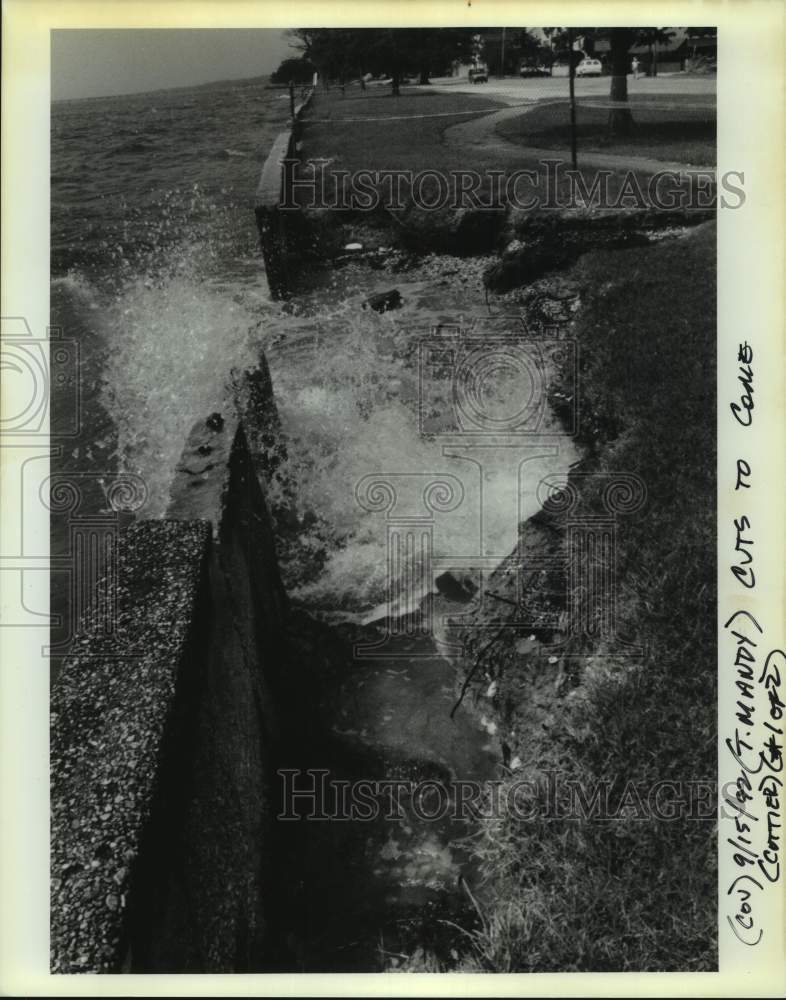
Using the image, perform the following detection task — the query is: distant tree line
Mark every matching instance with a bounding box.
[281,28,478,92]
[274,27,682,133]
[270,56,317,85]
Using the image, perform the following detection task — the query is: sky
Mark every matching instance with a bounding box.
[51,29,295,100]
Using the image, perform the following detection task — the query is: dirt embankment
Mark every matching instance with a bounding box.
[441,220,718,973]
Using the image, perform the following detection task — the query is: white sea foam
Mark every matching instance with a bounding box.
[99,260,263,517]
[264,293,579,617]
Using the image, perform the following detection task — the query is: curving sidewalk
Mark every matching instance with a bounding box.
[442,101,715,175]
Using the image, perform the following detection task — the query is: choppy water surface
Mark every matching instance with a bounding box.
[52,78,290,515]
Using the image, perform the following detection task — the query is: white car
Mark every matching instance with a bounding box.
[575,58,602,77]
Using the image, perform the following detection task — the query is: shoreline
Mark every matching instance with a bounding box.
[265,83,717,970]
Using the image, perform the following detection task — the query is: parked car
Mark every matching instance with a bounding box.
[519,63,550,78]
[575,58,602,77]
[468,66,488,84]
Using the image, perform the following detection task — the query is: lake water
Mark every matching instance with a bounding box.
[50,78,295,660]
[51,77,292,516]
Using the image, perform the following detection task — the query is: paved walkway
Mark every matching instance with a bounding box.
[442,103,712,175]
[428,72,716,104]
[431,74,716,174]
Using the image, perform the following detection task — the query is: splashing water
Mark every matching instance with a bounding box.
[52,80,291,517]
[98,261,267,517]
[51,82,577,619]
[263,282,580,621]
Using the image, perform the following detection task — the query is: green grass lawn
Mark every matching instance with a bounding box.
[300,86,506,174]
[298,87,708,216]
[496,94,717,166]
[447,222,718,973]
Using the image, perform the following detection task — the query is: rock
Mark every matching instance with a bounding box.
[344,242,363,251]
[453,208,506,255]
[205,412,224,431]
[364,289,402,313]
[397,205,505,257]
[434,571,477,603]
[484,244,579,293]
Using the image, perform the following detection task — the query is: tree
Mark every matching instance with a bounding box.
[405,28,477,84]
[518,29,553,69]
[481,28,552,76]
[543,26,675,135]
[607,27,674,134]
[608,28,636,135]
[270,56,317,85]
[286,27,477,94]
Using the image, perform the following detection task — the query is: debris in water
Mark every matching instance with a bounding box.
[380,836,402,861]
[480,715,497,736]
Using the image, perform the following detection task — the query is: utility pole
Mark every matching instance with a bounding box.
[500,27,506,77]
[567,28,578,169]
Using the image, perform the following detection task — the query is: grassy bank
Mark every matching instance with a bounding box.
[442,221,717,973]
[296,85,718,971]
[299,86,504,173]
[297,86,693,220]
[496,93,716,166]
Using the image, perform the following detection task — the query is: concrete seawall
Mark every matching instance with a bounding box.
[51,414,288,972]
[254,87,314,299]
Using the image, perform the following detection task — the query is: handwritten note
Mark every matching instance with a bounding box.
[723,341,784,947]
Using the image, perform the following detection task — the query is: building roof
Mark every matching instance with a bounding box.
[593,27,716,56]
